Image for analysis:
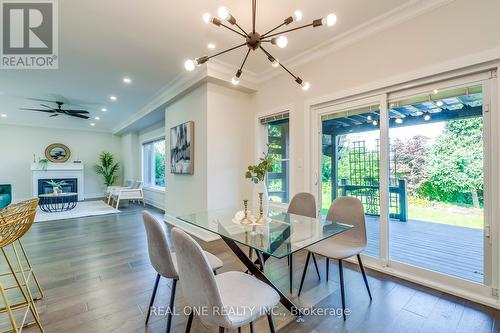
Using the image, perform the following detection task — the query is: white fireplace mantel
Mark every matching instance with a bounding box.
[31,163,85,201]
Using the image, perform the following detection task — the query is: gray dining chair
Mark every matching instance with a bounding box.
[297,196,372,320]
[171,227,280,333]
[142,211,223,332]
[286,192,321,294]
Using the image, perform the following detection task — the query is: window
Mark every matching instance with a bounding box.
[262,113,290,203]
[142,138,166,188]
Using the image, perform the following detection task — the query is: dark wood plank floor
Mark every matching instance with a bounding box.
[3,204,499,333]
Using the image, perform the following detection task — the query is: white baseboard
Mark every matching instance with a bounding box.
[164,213,220,242]
[145,197,164,210]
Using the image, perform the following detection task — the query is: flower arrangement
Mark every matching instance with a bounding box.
[45,180,67,189]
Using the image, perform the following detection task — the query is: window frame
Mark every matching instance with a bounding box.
[141,137,166,191]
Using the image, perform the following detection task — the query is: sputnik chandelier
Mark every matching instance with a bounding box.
[184,0,337,90]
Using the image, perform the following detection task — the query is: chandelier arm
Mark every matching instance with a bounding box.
[260,46,298,80]
[234,22,250,37]
[219,23,248,38]
[207,43,248,60]
[239,48,251,71]
[252,0,256,34]
[261,22,287,38]
[265,23,314,39]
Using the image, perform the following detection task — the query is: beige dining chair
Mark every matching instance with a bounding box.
[297,196,372,320]
[142,212,223,332]
[286,192,321,294]
[171,227,280,333]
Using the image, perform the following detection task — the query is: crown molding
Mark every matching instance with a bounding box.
[0,120,113,134]
[113,61,258,135]
[258,0,455,82]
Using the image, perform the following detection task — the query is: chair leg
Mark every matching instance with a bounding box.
[289,253,293,294]
[357,254,372,300]
[17,239,44,299]
[166,279,177,333]
[0,282,19,333]
[298,252,311,297]
[185,312,193,333]
[338,259,346,321]
[145,274,160,325]
[267,312,275,333]
[326,258,329,281]
[311,253,321,280]
[115,199,120,209]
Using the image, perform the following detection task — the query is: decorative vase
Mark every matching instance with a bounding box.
[252,182,269,218]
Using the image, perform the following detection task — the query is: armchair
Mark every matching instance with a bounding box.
[111,181,145,209]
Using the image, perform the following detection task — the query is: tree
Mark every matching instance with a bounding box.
[423,117,483,207]
[391,135,430,196]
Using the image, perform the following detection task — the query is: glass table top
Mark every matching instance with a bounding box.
[177,208,353,259]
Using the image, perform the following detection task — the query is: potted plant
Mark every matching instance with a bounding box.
[45,180,67,194]
[93,152,120,187]
[245,147,274,218]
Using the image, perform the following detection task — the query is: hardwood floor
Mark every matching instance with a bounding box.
[4,204,500,333]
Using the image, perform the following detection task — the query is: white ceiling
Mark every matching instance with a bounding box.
[0,0,412,132]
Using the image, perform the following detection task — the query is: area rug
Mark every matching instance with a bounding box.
[34,200,120,222]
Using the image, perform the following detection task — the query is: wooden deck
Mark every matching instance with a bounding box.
[363,216,483,283]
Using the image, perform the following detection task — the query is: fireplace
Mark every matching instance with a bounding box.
[38,178,78,195]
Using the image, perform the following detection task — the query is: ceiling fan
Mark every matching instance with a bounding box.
[20,100,90,119]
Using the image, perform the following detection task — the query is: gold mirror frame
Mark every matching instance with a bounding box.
[44,143,71,163]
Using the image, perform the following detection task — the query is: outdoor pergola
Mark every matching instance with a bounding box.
[321,87,483,221]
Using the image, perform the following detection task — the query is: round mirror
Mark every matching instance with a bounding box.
[45,143,71,163]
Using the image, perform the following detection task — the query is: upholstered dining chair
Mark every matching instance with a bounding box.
[171,228,280,333]
[297,196,372,320]
[286,192,321,294]
[142,212,223,332]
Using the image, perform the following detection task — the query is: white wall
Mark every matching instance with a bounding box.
[165,84,208,216]
[138,122,166,210]
[120,132,140,182]
[0,124,122,201]
[253,0,500,195]
[207,83,254,211]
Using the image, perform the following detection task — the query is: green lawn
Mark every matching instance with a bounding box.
[321,185,483,229]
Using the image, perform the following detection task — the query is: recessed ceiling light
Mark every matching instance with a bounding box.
[0,114,7,118]
[90,122,95,126]
[436,100,444,107]
[433,89,439,94]
[207,43,216,50]
[101,107,107,112]
[94,116,100,120]
[395,118,403,124]
[123,77,132,84]
[109,96,117,101]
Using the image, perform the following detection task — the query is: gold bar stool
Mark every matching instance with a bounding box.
[0,199,44,301]
[0,199,45,332]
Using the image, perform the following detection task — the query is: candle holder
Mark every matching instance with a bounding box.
[240,199,251,225]
[255,192,267,224]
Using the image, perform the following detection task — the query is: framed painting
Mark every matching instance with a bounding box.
[170,121,194,174]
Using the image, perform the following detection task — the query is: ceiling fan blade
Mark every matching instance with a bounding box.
[49,114,59,117]
[64,109,90,114]
[68,113,90,119]
[40,104,55,109]
[27,97,58,104]
[20,108,56,113]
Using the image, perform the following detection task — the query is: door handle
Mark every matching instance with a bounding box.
[314,171,318,186]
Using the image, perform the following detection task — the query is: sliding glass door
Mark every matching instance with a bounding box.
[387,84,487,283]
[320,103,381,258]
[316,73,494,290]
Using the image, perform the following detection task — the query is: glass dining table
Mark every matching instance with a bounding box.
[177,208,353,318]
